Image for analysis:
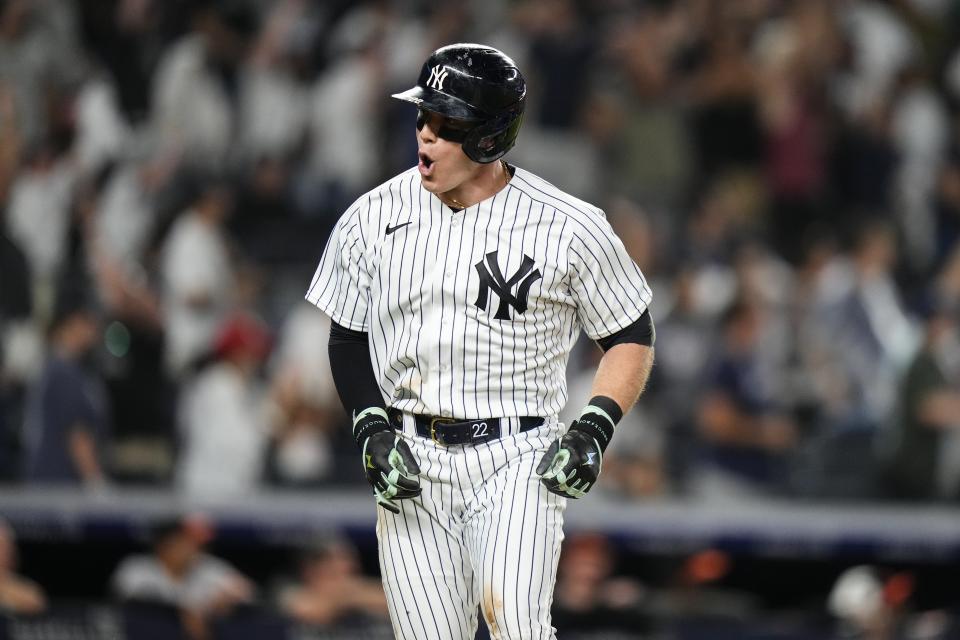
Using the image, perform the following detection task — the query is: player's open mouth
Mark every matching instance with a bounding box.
[418,152,435,177]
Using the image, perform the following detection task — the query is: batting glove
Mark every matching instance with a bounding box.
[354,408,421,513]
[536,398,620,499]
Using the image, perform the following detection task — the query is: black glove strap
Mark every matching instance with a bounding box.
[569,395,622,452]
[353,407,393,448]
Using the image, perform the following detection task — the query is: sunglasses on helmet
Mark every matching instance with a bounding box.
[416,108,474,144]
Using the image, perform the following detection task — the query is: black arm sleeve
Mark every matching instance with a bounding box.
[328,321,385,418]
[595,309,655,352]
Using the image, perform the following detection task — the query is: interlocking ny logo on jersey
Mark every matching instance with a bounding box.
[474,251,542,320]
[426,65,449,90]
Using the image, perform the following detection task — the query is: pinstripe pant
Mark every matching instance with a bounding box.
[377,421,567,640]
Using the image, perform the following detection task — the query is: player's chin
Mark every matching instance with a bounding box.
[418,172,446,192]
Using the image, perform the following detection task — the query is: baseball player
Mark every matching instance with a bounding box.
[306,43,655,640]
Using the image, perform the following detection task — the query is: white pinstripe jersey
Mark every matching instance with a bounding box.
[306,165,652,419]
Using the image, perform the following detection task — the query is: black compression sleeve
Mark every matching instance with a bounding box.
[328,321,386,417]
[595,309,655,352]
[328,321,367,345]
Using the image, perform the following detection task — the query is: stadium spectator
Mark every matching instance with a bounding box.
[160,178,237,376]
[685,1,763,183]
[87,156,167,348]
[754,0,837,264]
[881,296,960,500]
[0,0,85,148]
[691,298,798,499]
[552,533,650,636]
[889,64,950,273]
[0,518,46,615]
[278,534,388,627]
[265,302,343,487]
[828,565,908,640]
[5,143,77,318]
[113,516,253,637]
[176,311,271,497]
[20,295,108,486]
[789,233,858,431]
[646,267,715,491]
[236,0,312,166]
[524,0,594,130]
[0,78,19,205]
[149,1,256,171]
[658,548,762,626]
[91,154,170,298]
[820,222,918,427]
[829,565,960,640]
[0,222,34,480]
[299,7,386,217]
[933,150,960,270]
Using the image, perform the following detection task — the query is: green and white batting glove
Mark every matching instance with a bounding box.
[354,408,421,513]
[536,397,621,499]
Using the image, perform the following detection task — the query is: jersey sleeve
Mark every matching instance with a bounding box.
[568,211,653,340]
[305,206,370,331]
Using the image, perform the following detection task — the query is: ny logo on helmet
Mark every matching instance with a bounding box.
[426,65,450,91]
[474,251,542,320]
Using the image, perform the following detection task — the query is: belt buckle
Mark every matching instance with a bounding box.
[430,416,456,445]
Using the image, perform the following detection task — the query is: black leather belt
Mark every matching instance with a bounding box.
[387,408,544,446]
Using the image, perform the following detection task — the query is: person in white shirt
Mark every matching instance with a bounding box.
[160,180,236,376]
[176,312,271,497]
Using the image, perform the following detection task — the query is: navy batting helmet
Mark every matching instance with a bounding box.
[392,43,526,164]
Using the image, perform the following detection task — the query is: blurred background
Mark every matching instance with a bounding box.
[2,0,960,637]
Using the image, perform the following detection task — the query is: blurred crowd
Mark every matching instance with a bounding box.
[2,0,960,505]
[4,513,960,639]
[0,513,395,638]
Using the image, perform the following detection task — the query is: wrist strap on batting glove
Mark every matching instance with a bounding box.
[567,395,622,453]
[536,396,622,499]
[353,407,392,448]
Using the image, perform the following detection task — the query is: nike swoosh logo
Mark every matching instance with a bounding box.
[385,222,412,235]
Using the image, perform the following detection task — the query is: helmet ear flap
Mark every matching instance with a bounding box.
[462,107,525,164]
[462,121,504,164]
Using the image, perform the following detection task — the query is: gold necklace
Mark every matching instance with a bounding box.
[442,161,510,209]
[445,194,467,209]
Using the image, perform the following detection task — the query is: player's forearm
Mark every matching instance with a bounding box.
[68,427,104,484]
[919,390,960,428]
[539,344,653,499]
[327,321,385,417]
[589,343,654,415]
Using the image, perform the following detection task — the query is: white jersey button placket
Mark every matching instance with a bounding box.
[433,210,455,410]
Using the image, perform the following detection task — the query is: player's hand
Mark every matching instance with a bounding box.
[362,431,422,513]
[537,399,620,499]
[353,408,421,513]
[536,429,603,499]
